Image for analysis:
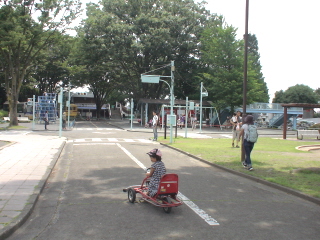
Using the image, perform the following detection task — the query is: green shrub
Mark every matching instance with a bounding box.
[309,123,320,129]
[0,110,9,118]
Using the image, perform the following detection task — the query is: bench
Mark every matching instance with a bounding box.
[18,117,31,123]
[297,130,320,140]
[2,117,31,122]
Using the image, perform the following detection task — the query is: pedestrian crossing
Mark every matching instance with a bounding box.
[73,128,122,131]
[71,138,156,144]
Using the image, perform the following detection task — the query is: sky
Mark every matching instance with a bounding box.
[75,0,320,102]
[203,0,320,101]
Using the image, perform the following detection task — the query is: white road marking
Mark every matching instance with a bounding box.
[116,143,147,170]
[74,128,122,131]
[117,143,219,226]
[72,138,155,144]
[74,139,86,142]
[92,138,102,141]
[177,192,219,226]
[107,138,118,142]
[220,134,232,138]
[74,143,116,146]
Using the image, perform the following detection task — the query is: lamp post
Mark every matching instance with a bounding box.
[67,82,71,129]
[242,0,249,161]
[141,61,175,144]
[199,82,208,132]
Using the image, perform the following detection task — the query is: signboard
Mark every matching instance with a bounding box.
[141,75,160,83]
[167,115,176,126]
[189,102,194,110]
[27,98,33,106]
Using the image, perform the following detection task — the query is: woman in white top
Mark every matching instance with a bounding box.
[239,115,254,171]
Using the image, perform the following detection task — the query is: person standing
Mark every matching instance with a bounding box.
[231,111,242,147]
[239,115,255,171]
[62,112,67,130]
[152,111,158,141]
[44,111,49,130]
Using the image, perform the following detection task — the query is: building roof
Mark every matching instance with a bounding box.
[137,98,213,107]
[281,103,320,108]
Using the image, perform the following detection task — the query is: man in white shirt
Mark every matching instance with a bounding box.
[152,111,158,141]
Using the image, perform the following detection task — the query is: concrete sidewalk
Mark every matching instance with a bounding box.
[0,133,66,239]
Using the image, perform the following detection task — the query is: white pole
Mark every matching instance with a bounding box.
[185,96,188,138]
[130,98,133,130]
[68,83,70,129]
[200,82,203,132]
[59,87,63,137]
[32,95,35,130]
[170,61,175,144]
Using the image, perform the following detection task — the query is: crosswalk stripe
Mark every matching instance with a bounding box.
[107,138,118,142]
[72,138,156,143]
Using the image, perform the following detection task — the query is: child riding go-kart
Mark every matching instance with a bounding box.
[123,149,183,213]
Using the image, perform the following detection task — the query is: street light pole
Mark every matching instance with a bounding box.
[242,0,249,161]
[68,82,71,129]
[170,60,175,144]
[200,82,203,132]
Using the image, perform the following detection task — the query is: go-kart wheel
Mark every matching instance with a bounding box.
[163,197,172,214]
[128,188,136,203]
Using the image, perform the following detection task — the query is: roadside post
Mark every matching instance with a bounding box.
[141,61,175,144]
[199,82,208,132]
[185,97,188,138]
[130,98,134,130]
[58,87,63,138]
[67,83,71,129]
[32,95,35,130]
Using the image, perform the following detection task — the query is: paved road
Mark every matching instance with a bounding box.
[3,120,319,240]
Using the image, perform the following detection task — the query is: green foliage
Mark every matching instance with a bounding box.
[309,123,320,128]
[0,86,6,108]
[18,85,39,102]
[0,110,8,118]
[200,23,268,111]
[77,0,212,102]
[273,84,318,104]
[0,0,81,126]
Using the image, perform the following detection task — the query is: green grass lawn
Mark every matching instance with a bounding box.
[0,125,28,130]
[159,137,320,198]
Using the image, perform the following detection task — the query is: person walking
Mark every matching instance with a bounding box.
[152,111,158,141]
[231,111,242,147]
[44,111,49,130]
[239,115,256,171]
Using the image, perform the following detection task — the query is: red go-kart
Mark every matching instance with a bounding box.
[123,173,183,213]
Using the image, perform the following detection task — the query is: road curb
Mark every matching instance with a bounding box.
[160,143,320,206]
[0,140,67,239]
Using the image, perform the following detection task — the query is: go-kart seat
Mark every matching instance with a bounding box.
[157,173,179,195]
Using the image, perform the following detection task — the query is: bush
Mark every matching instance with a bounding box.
[309,123,320,129]
[0,110,9,118]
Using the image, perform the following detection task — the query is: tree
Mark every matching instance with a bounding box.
[273,84,318,103]
[78,0,212,103]
[273,90,285,103]
[200,22,269,112]
[246,34,269,103]
[0,0,81,126]
[199,18,245,112]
